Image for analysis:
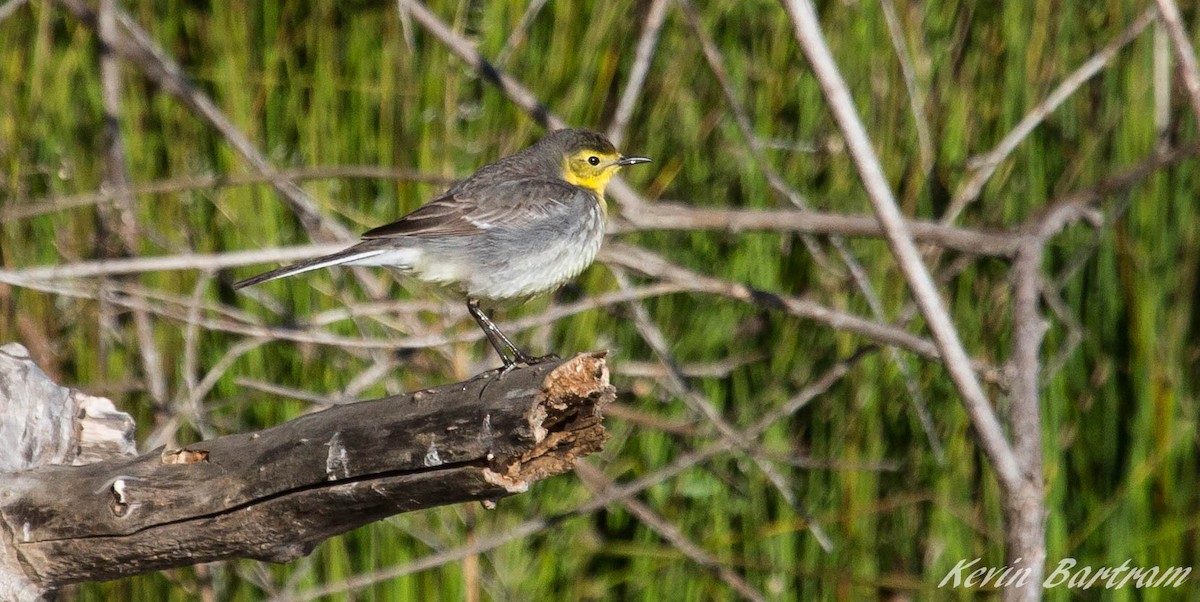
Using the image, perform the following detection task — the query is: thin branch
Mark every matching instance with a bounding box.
[97,0,169,412]
[395,0,565,130]
[177,274,221,439]
[393,0,650,213]
[575,462,766,602]
[54,0,349,242]
[0,0,28,23]
[1154,19,1172,150]
[1154,0,1200,126]
[947,8,1157,222]
[676,0,827,264]
[610,267,833,551]
[494,0,550,66]
[780,0,1022,493]
[0,245,345,282]
[3,167,453,222]
[619,353,766,379]
[614,203,1022,256]
[879,0,933,174]
[603,242,1006,384]
[680,0,952,457]
[601,403,701,436]
[0,258,685,358]
[234,379,344,406]
[607,0,671,148]
[1039,281,1084,379]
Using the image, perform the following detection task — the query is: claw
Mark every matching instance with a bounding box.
[497,360,521,379]
[523,353,560,365]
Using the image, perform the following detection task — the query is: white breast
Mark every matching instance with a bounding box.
[469,203,606,300]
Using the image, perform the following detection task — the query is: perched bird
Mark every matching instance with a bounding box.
[234,128,651,369]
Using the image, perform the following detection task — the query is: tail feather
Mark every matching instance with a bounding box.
[233,247,386,289]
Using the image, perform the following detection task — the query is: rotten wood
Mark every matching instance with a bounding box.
[0,349,613,599]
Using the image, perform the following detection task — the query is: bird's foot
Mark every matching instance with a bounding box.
[493,352,562,379]
[497,361,522,378]
[516,352,561,366]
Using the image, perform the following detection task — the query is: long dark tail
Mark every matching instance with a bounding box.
[232,246,386,289]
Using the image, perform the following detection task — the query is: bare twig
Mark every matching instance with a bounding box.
[97,0,137,245]
[395,0,565,131]
[1154,19,1172,150]
[764,451,901,473]
[619,353,766,379]
[601,403,700,436]
[947,8,1156,222]
[3,167,452,222]
[615,202,1022,256]
[575,462,766,602]
[233,379,343,406]
[610,266,833,552]
[0,255,686,360]
[97,0,169,413]
[393,0,650,214]
[0,244,345,282]
[781,0,1022,493]
[176,273,218,440]
[1039,282,1084,379]
[0,0,28,23]
[879,0,933,175]
[675,0,820,243]
[1154,0,1200,126]
[54,0,351,241]
[607,0,671,148]
[603,242,1004,384]
[677,0,945,457]
[495,0,550,66]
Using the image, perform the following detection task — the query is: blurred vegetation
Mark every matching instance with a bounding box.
[1,0,1198,600]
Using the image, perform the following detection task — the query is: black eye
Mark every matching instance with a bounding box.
[587,156,600,166]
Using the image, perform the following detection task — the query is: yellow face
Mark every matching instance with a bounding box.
[562,148,626,199]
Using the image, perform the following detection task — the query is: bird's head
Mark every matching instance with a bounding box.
[548,129,652,200]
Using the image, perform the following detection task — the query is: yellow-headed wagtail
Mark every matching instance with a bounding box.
[234,128,651,369]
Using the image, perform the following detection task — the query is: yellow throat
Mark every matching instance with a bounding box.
[562,163,616,214]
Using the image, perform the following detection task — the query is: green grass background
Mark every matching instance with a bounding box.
[2,0,1198,600]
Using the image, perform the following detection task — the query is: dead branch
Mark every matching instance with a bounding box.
[606,0,671,148]
[3,167,453,222]
[267,351,866,602]
[948,8,1157,222]
[1154,0,1200,127]
[615,202,1022,256]
[53,0,347,242]
[0,347,613,599]
[781,0,1023,495]
[393,0,650,214]
[574,462,766,602]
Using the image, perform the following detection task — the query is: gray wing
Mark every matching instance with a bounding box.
[361,178,592,239]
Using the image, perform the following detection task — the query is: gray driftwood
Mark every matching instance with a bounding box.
[0,344,613,600]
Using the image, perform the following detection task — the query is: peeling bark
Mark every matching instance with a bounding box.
[0,347,613,599]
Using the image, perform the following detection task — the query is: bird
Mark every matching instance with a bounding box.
[233,128,651,370]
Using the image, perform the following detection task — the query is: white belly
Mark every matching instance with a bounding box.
[466,208,605,300]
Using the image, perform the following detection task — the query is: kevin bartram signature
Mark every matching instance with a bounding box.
[938,557,1191,590]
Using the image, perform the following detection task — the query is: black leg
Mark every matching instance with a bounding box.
[467,298,531,367]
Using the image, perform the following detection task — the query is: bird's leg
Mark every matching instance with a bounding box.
[467,298,532,369]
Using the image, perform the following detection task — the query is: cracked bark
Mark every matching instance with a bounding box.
[0,345,613,600]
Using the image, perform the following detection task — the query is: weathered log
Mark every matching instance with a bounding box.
[0,345,613,600]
